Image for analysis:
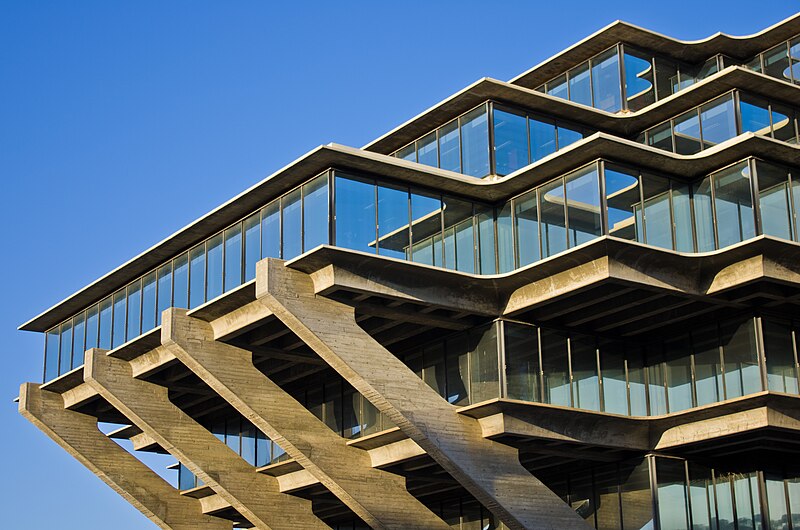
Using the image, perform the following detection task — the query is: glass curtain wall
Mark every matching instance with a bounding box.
[641,91,800,153]
[745,34,800,85]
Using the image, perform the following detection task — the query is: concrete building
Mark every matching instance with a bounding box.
[17,13,800,530]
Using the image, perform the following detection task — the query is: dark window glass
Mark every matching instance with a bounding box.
[570,335,599,411]
[763,43,792,82]
[692,324,723,406]
[85,305,99,351]
[739,94,772,135]
[714,162,755,248]
[303,174,329,252]
[417,131,438,167]
[624,49,655,111]
[529,118,557,161]
[664,335,693,412]
[334,175,376,254]
[568,62,592,107]
[641,174,673,250]
[439,120,460,173]
[282,188,302,259]
[410,190,442,266]
[720,318,760,398]
[98,296,113,349]
[772,104,798,144]
[468,324,499,403]
[44,329,58,380]
[620,459,653,529]
[514,190,539,266]
[476,206,495,274]
[126,280,142,342]
[188,244,205,309]
[71,312,85,369]
[600,341,628,415]
[206,234,223,301]
[539,178,567,258]
[757,161,792,240]
[656,458,690,530]
[570,467,596,526]
[460,106,490,177]
[504,322,540,402]
[243,212,260,282]
[699,95,737,148]
[692,177,716,251]
[493,109,529,175]
[674,110,702,154]
[112,289,126,348]
[763,318,798,394]
[324,379,343,435]
[647,121,674,152]
[141,271,157,332]
[627,350,648,416]
[445,334,470,405]
[255,429,270,467]
[497,202,514,273]
[647,352,667,416]
[745,54,763,73]
[173,253,189,309]
[564,164,601,247]
[592,47,622,112]
[547,74,568,100]
[342,387,359,439]
[595,464,622,528]
[156,263,172,324]
[377,183,409,259]
[224,224,243,293]
[541,329,570,406]
[422,343,446,398]
[261,200,280,259]
[604,164,641,242]
[654,57,679,100]
[443,196,474,273]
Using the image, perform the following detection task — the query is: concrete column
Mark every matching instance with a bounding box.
[82,349,328,530]
[18,382,229,530]
[161,307,449,530]
[256,259,589,530]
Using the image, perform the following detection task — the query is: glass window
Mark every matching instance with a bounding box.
[44,329,59,380]
[157,263,172,324]
[188,244,205,309]
[141,271,157,332]
[720,317,760,398]
[493,108,529,175]
[592,47,622,112]
[688,464,716,530]
[641,174,673,250]
[604,164,641,242]
[226,417,240,454]
[417,131,438,167]
[627,351,648,416]
[71,312,85,369]
[324,379,343,435]
[624,49,655,111]
[673,110,702,155]
[733,472,762,530]
[126,280,142,341]
[224,224,243,292]
[377,183,409,259]
[173,254,189,309]
[98,296,113,349]
[672,184,694,253]
[85,305,99,351]
[595,464,622,529]
[303,174,329,252]
[514,190,539,267]
[564,164,601,247]
[714,472,736,529]
[654,57,679,100]
[335,175,376,254]
[757,161,792,240]
[656,458,690,530]
[699,95,737,148]
[647,121,674,152]
[541,329,570,406]
[504,322,540,402]
[206,233,223,301]
[476,206,495,275]
[664,335,693,412]
[530,118,557,161]
[241,421,256,466]
[714,162,755,248]
[791,37,800,83]
[570,335,599,411]
[739,94,772,136]
[693,177,716,251]
[497,202,514,273]
[422,343,446,398]
[568,63,592,107]
[396,143,415,163]
[771,104,798,144]
[112,289,126,348]
[763,43,792,82]
[788,476,800,528]
[261,200,280,259]
[445,334,470,405]
[547,74,568,100]
[281,188,302,259]
[763,318,798,394]
[410,189,442,266]
[693,324,723,406]
[58,321,73,374]
[539,178,567,258]
[765,474,790,530]
[647,354,667,416]
[243,212,260,282]
[439,120,460,173]
[468,324,499,403]
[600,341,628,415]
[460,106,490,177]
[620,459,653,529]
[556,125,583,149]
[443,196,474,273]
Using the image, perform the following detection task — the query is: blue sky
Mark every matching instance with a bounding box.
[1,1,797,527]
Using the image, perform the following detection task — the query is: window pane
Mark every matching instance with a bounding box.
[173,253,188,309]
[595,464,622,529]
[417,131,437,167]
[410,189,442,266]
[647,121,674,152]
[664,335,693,412]
[571,335,599,411]
[188,244,205,309]
[541,329,570,406]
[642,174,673,250]
[396,143,416,163]
[557,125,583,149]
[303,174,329,252]
[476,206,495,274]
[693,177,716,251]
[243,212,260,282]
[772,104,798,144]
[334,175,376,253]
[530,118,557,161]
[141,271,157,332]
[592,47,622,112]
[647,355,667,416]
[45,328,59,380]
[514,190,539,267]
[693,324,723,406]
[656,458,690,530]
[126,280,142,341]
[282,188,302,259]
[112,289,126,348]
[224,224,243,292]
[443,196,474,272]
[564,164,601,247]
[720,317,760,398]
[422,343,446,398]
[255,429,270,467]
[157,263,172,324]
[763,318,798,394]
[788,476,800,528]
[714,162,755,248]
[439,120,460,173]
[674,110,702,154]
[763,43,792,82]
[493,108,529,175]
[85,305,99,351]
[715,473,735,529]
[688,464,716,530]
[792,37,800,83]
[757,161,792,240]
[654,57,679,100]
[765,474,790,530]
[739,94,772,135]
[620,459,653,529]
[460,106,490,177]
[241,421,256,466]
[226,417,240,454]
[468,324,499,403]
[624,49,655,111]
[504,322,540,402]
[445,334,470,405]
[377,183,409,259]
[600,341,628,415]
[98,296,113,349]
[71,312,85,370]
[568,62,592,107]
[59,321,73,374]
[672,184,694,252]
[547,74,568,99]
[604,164,641,242]
[627,351,648,416]
[540,178,567,257]
[206,234,223,301]
[497,202,514,273]
[700,95,737,148]
[261,200,280,259]
[733,472,762,530]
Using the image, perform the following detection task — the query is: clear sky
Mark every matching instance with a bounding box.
[1,1,797,527]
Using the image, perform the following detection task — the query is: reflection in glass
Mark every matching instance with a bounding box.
[261,200,280,259]
[303,175,329,252]
[739,94,772,135]
[243,212,260,282]
[539,178,567,258]
[126,280,141,342]
[206,234,223,301]
[693,177,716,251]
[476,206,495,274]
[699,95,737,148]
[377,184,409,259]
[173,253,188,309]
[714,162,755,248]
[571,335,599,411]
[439,120,460,173]
[672,184,694,252]
[157,263,172,324]
[410,190,442,266]
[664,336,693,412]
[721,318,760,399]
[282,188,302,259]
[647,356,667,416]
[757,161,792,240]
[493,109,529,175]
[557,126,583,150]
[547,74,568,100]
[642,174,673,250]
[564,164,601,247]
[468,324,499,403]
[497,202,514,273]
[763,43,792,82]
[443,196,474,273]
[335,175,375,254]
[224,224,242,293]
[624,50,655,111]
[674,109,702,154]
[85,305,99,351]
[504,323,540,402]
[656,457,690,530]
[772,104,798,144]
[568,62,592,107]
[59,321,73,374]
[71,313,85,370]
[98,296,112,350]
[514,190,539,267]
[460,106,490,177]
[592,48,622,112]
[647,121,674,152]
[112,289,126,348]
[189,244,205,309]
[620,459,653,529]
[530,118,557,161]
[763,318,798,394]
[141,271,157,332]
[417,131,438,167]
[604,165,640,242]
[693,324,723,406]
[600,342,628,415]
[541,329,570,406]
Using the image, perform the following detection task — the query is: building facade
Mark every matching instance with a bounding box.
[17,13,800,530]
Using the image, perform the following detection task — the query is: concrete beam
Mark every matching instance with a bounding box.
[257,259,590,530]
[18,383,229,530]
[82,349,327,530]
[161,308,448,530]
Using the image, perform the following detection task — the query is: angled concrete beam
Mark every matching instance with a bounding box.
[82,349,327,530]
[257,259,589,530]
[18,382,229,530]
[161,307,449,530]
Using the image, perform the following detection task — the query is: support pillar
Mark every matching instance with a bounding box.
[18,382,229,530]
[257,259,589,530]
[82,349,328,530]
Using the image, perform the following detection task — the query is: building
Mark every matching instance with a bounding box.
[17,12,800,530]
